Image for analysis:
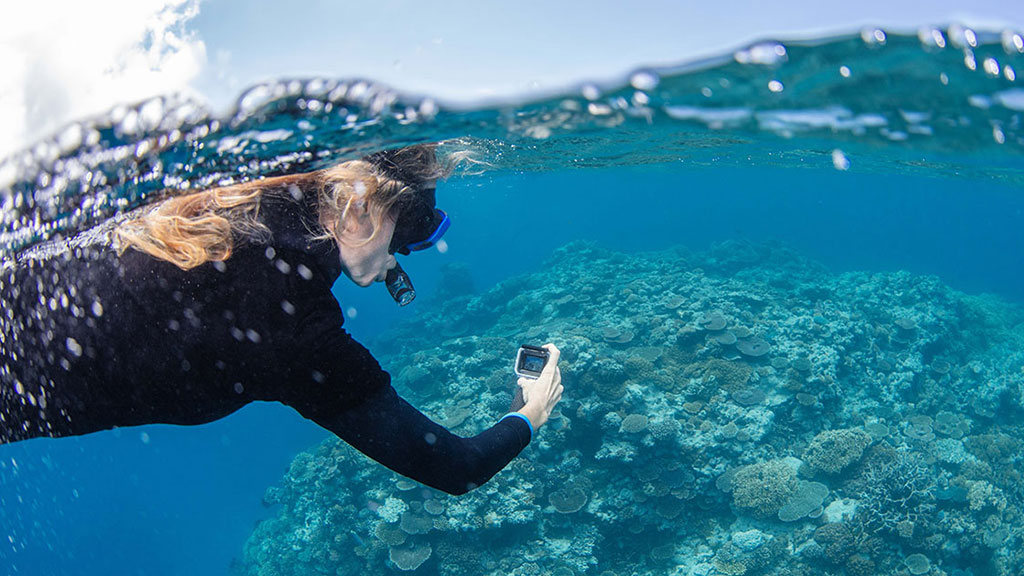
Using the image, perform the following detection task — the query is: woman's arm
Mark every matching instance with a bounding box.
[306,380,532,495]
[278,282,531,495]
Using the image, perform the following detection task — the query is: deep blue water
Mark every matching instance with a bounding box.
[3,166,1020,576]
[2,28,1023,576]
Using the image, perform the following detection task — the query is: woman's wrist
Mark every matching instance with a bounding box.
[501,412,535,438]
[517,403,544,430]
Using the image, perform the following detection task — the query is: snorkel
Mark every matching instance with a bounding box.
[385,205,450,307]
[385,264,416,306]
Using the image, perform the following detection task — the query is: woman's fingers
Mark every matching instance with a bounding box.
[540,343,561,379]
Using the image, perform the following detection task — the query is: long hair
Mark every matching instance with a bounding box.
[114,144,447,270]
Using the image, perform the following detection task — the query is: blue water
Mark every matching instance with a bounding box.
[2,28,1024,576]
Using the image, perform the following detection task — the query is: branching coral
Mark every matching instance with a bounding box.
[852,450,936,535]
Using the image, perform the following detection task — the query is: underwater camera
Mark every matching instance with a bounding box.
[510,345,549,412]
[514,345,549,379]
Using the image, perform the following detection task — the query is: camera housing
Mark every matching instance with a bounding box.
[514,345,549,379]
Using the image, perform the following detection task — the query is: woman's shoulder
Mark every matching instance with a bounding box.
[3,210,134,272]
[257,191,341,277]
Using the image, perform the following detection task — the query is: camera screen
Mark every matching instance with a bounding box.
[522,353,546,373]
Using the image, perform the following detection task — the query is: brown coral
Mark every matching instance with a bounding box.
[731,460,798,519]
[703,358,752,393]
[803,428,872,475]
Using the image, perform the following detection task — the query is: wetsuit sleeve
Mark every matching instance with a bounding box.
[313,378,532,495]
[279,288,532,495]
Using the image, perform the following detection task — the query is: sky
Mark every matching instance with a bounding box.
[0,0,1022,161]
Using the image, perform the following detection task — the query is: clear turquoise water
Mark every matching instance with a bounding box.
[1,28,1023,576]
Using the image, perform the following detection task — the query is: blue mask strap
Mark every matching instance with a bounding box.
[406,209,450,252]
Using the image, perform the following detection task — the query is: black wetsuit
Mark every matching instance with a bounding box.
[0,192,531,495]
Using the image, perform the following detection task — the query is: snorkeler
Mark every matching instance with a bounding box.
[0,144,563,496]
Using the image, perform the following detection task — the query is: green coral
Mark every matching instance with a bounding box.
[731,459,799,519]
[803,428,872,474]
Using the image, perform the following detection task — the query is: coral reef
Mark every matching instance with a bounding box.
[729,460,798,519]
[237,241,1024,576]
[802,428,872,475]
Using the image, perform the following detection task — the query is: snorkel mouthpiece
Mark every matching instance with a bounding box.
[385,262,416,306]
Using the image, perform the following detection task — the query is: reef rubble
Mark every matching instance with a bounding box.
[238,240,1024,576]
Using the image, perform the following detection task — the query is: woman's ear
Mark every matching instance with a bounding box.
[337,199,373,240]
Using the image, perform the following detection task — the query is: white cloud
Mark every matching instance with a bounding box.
[0,0,205,161]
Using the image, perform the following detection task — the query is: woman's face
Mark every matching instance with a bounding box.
[335,204,397,287]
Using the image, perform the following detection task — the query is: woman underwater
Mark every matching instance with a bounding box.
[0,143,563,495]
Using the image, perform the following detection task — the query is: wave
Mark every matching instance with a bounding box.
[0,27,1022,256]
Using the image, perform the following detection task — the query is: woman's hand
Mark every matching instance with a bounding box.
[516,343,563,431]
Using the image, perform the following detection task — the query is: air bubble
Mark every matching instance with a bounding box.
[861,28,886,45]
[964,29,977,48]
[964,52,977,71]
[768,80,784,93]
[919,28,946,49]
[1005,32,1024,53]
[983,58,1000,77]
[735,43,787,65]
[416,99,437,120]
[831,150,850,171]
[66,338,82,357]
[629,71,659,91]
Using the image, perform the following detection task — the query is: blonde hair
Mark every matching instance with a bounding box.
[115,143,448,270]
